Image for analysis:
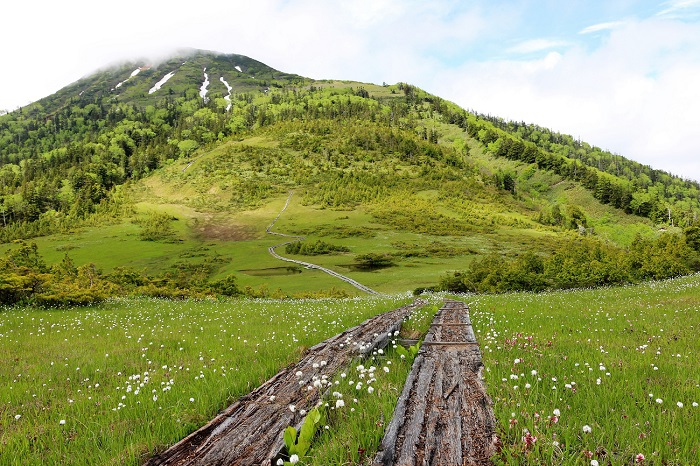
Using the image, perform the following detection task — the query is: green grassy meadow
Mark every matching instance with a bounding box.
[2,276,698,465]
[0,295,414,465]
[468,274,700,465]
[1,176,654,298]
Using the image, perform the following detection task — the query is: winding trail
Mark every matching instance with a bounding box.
[266,192,381,295]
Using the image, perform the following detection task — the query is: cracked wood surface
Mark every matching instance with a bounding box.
[373,299,497,466]
[144,300,423,466]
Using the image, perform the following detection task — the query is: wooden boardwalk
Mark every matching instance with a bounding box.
[373,300,497,466]
[145,300,423,466]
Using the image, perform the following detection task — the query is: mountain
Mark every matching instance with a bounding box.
[30,49,303,111]
[0,49,698,301]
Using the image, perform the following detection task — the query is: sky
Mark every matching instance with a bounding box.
[2,0,700,182]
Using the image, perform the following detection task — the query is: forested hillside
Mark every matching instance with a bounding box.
[468,115,700,225]
[0,49,698,301]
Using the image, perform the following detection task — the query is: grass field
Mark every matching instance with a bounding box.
[2,184,654,298]
[2,276,698,465]
[468,274,700,465]
[0,295,415,465]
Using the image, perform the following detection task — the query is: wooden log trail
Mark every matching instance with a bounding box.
[373,299,497,466]
[145,299,424,466]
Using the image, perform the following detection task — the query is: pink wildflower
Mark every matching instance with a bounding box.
[522,432,538,448]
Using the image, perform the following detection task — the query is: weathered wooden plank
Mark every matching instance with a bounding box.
[373,300,497,466]
[145,300,424,466]
[396,355,435,465]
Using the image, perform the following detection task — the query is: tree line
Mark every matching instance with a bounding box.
[437,228,700,293]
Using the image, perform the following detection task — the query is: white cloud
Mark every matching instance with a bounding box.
[432,18,700,182]
[579,21,626,34]
[507,39,570,54]
[657,0,700,18]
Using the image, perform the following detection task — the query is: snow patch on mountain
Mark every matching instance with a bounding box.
[200,68,210,102]
[113,67,141,91]
[149,71,176,94]
[220,76,233,111]
[235,65,242,73]
[117,68,141,89]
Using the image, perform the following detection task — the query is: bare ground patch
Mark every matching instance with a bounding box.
[195,220,259,241]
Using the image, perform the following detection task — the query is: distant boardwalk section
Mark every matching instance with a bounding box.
[373,299,497,466]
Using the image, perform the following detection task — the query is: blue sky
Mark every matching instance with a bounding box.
[2,0,699,181]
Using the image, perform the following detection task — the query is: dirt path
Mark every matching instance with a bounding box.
[266,192,381,295]
[373,299,497,465]
[144,300,423,466]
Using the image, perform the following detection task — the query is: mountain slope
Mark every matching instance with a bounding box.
[0,49,698,297]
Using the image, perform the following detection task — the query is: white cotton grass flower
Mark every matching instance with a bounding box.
[289,404,296,413]
[677,401,683,408]
[336,399,345,408]
[582,424,592,433]
[190,398,195,402]
[59,419,66,425]
[591,460,599,466]
[553,409,561,416]
[276,459,284,466]
[14,414,21,420]
[289,454,299,464]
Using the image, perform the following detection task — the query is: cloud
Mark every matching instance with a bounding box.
[431,18,700,182]
[579,21,626,34]
[506,39,571,54]
[657,0,700,18]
